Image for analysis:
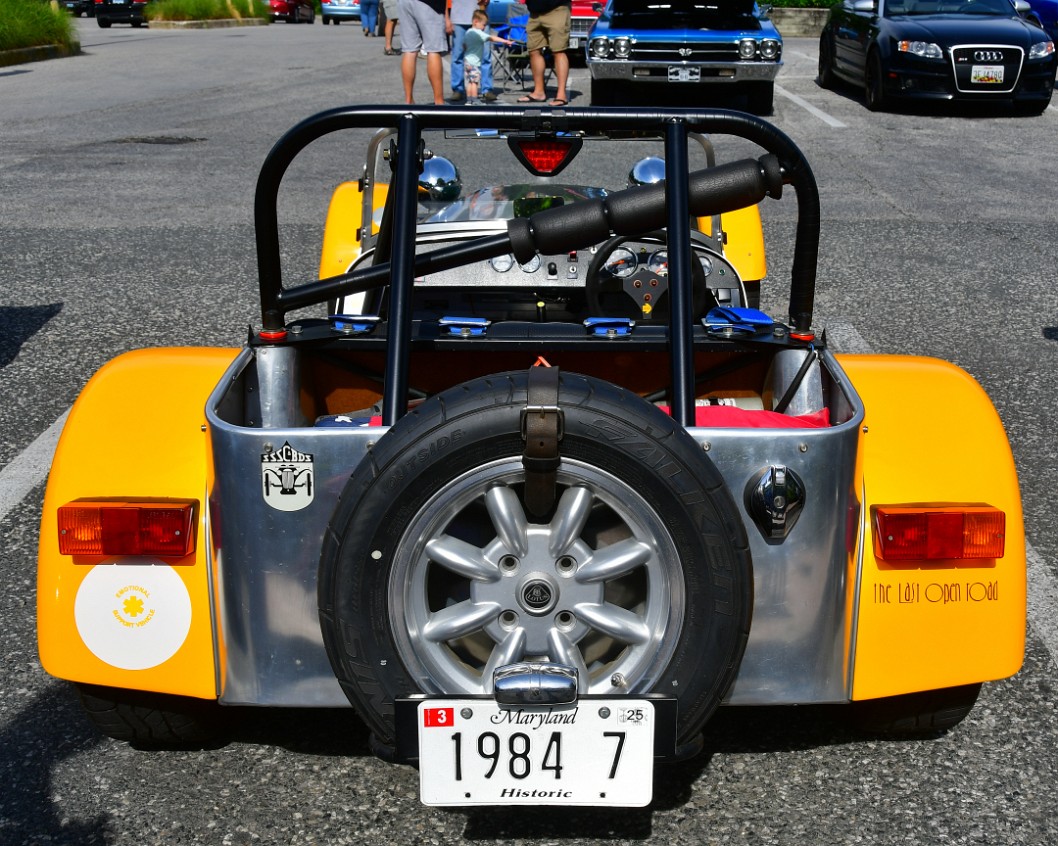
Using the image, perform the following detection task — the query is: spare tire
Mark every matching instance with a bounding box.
[318,370,752,752]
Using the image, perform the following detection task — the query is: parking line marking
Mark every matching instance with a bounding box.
[776,83,847,128]
[0,410,68,525]
[824,318,1057,668]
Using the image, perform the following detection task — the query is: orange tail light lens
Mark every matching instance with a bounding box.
[57,500,197,558]
[872,506,1005,561]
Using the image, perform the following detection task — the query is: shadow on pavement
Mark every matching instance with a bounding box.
[0,304,63,368]
[0,683,110,845]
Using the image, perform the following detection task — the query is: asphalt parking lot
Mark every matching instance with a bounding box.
[1,17,1057,845]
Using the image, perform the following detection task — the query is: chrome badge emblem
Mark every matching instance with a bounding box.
[521,580,555,612]
[262,441,314,511]
[974,50,1003,62]
[678,47,692,57]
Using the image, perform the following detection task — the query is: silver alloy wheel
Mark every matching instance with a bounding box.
[388,457,686,696]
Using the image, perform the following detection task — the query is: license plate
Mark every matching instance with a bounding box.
[417,699,655,806]
[569,37,580,49]
[971,65,1004,84]
[668,66,701,83]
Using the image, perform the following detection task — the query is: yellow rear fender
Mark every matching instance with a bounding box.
[37,348,238,699]
[319,181,390,280]
[698,205,767,283]
[840,354,1026,700]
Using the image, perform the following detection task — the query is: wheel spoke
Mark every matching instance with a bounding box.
[425,536,500,582]
[485,484,528,556]
[573,602,650,645]
[548,486,593,557]
[547,629,591,691]
[575,538,653,583]
[422,600,500,642]
[482,628,528,691]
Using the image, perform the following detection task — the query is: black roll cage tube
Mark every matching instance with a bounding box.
[253,105,820,426]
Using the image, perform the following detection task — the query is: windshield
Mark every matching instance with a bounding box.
[609,0,760,27]
[885,0,1014,16]
[359,128,724,231]
[423,185,609,223]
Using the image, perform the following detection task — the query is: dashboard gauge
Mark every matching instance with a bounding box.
[519,255,541,273]
[603,247,637,278]
[698,255,714,277]
[647,250,669,276]
[490,253,514,273]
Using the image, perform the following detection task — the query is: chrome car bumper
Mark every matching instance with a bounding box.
[588,60,781,83]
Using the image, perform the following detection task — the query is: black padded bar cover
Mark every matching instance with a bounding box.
[507,155,783,263]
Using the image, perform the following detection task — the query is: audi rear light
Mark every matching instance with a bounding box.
[872,505,1005,561]
[57,500,197,558]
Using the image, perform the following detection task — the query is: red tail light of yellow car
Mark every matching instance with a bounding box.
[872,505,1005,561]
[57,500,197,558]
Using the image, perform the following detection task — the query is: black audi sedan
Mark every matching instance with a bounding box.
[818,0,1056,113]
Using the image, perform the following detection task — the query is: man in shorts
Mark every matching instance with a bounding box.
[398,0,447,105]
[517,0,571,107]
[382,0,400,54]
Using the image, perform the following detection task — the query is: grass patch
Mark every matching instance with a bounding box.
[769,0,841,8]
[0,0,77,52]
[147,0,270,21]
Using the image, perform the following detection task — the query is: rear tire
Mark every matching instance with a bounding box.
[850,683,982,736]
[818,34,837,89]
[76,683,226,748]
[319,370,753,752]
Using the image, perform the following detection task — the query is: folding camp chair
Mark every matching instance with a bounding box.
[492,3,553,91]
[493,13,531,87]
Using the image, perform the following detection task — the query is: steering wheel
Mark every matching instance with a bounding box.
[584,232,715,323]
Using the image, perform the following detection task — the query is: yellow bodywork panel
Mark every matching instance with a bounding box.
[839,354,1026,700]
[698,205,767,282]
[319,182,390,281]
[37,347,238,699]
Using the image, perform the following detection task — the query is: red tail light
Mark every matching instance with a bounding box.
[58,500,197,558]
[507,136,582,177]
[872,505,1005,561]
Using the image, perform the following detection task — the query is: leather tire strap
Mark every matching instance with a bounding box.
[522,365,563,517]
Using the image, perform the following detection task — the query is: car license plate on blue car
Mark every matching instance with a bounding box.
[668,66,701,83]
[417,699,655,806]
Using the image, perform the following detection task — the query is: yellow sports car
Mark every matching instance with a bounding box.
[38,105,1024,808]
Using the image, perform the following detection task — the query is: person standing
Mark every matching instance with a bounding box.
[382,0,400,54]
[399,0,447,105]
[461,9,513,103]
[517,0,570,107]
[448,0,497,103]
[361,0,379,36]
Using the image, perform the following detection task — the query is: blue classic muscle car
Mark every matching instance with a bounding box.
[586,0,783,114]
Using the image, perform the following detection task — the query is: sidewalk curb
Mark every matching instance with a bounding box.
[0,40,80,69]
[147,18,270,29]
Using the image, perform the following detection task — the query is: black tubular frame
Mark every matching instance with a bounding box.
[253,105,820,426]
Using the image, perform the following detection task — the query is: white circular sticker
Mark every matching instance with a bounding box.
[74,559,193,671]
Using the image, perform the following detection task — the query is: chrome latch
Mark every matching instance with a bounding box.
[493,662,578,705]
[745,464,806,540]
